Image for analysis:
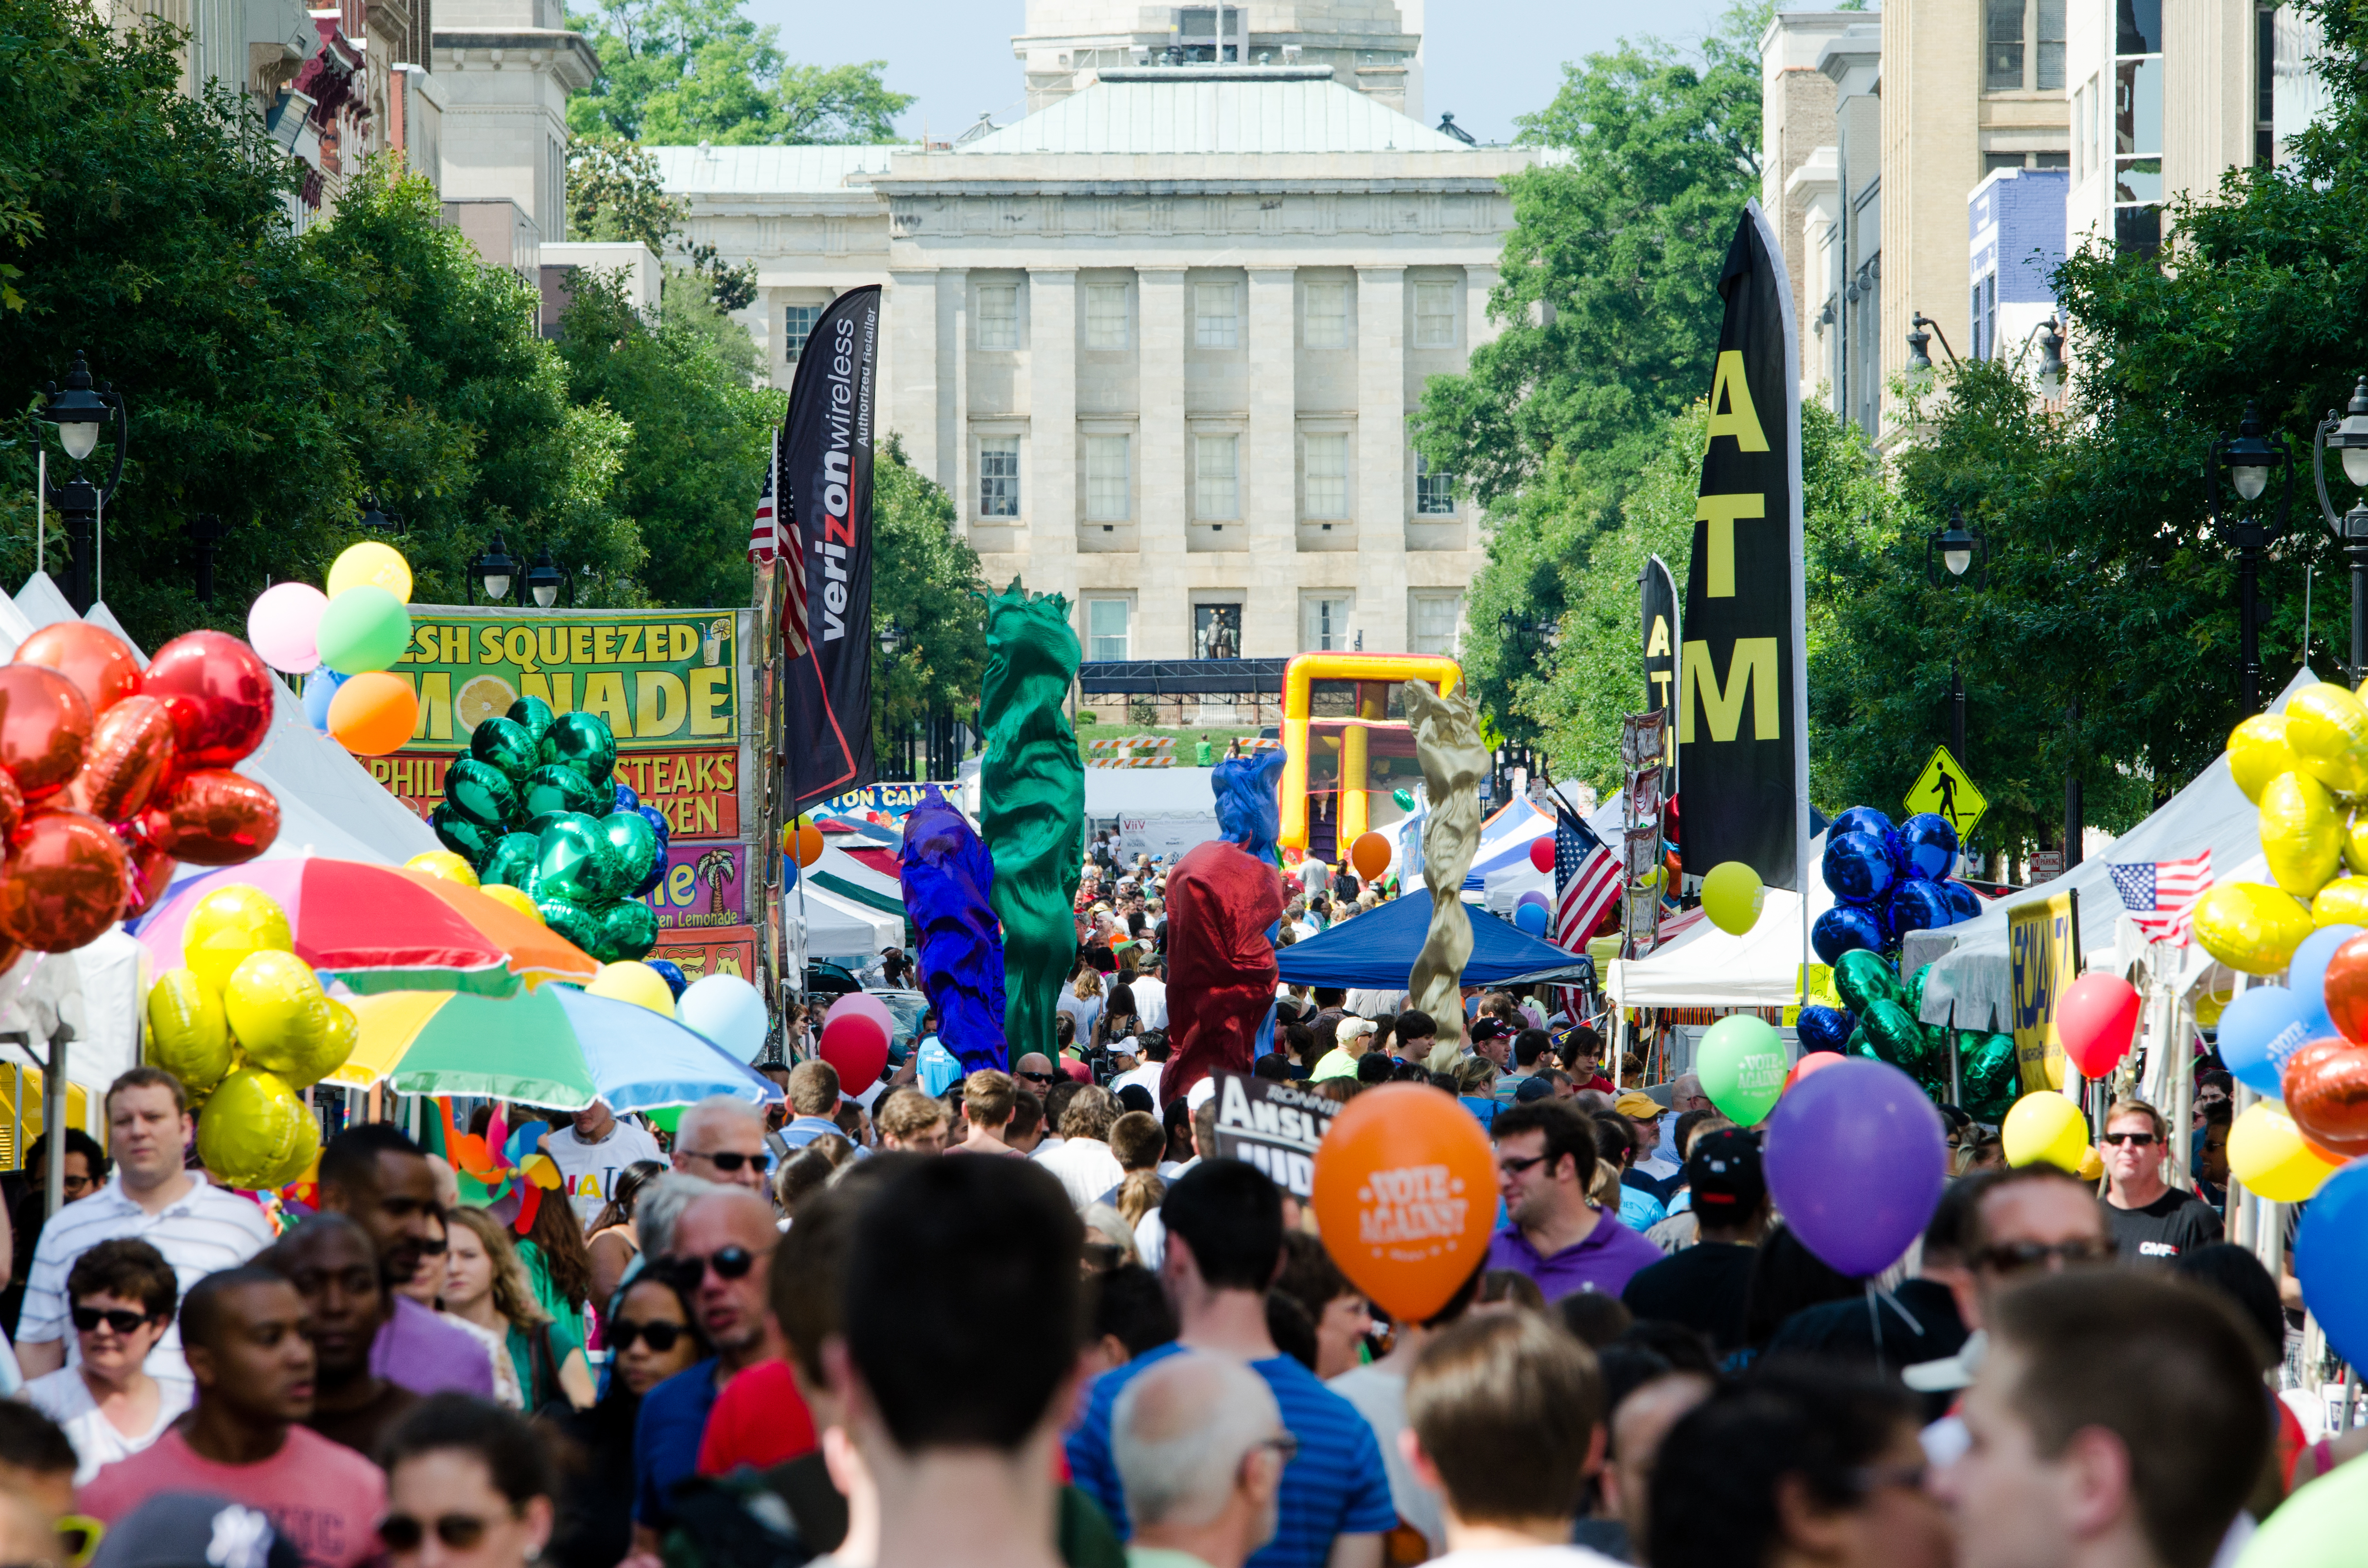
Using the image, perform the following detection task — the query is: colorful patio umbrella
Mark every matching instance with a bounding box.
[324,984,781,1113]
[387,868,599,989]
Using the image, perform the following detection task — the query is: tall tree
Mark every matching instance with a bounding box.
[567,0,910,146]
[869,436,987,752]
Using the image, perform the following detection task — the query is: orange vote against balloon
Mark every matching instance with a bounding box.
[1311,1083,1498,1323]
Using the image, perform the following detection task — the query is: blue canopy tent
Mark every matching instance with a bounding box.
[1276,891,1594,990]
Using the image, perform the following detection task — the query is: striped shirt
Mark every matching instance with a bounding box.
[1068,1343,1397,1568]
[19,1174,275,1381]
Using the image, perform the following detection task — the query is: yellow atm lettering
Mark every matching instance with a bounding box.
[1705,350,1771,452]
[1696,494,1766,599]
[1679,638,1781,743]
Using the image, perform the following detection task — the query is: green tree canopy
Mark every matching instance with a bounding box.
[868,435,986,751]
[567,0,910,145]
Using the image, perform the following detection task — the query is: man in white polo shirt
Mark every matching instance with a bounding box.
[17,1067,274,1383]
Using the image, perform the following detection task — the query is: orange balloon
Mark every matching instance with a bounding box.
[327,672,418,756]
[1350,830,1391,882]
[788,820,824,868]
[1784,1051,1845,1094]
[1310,1083,1498,1322]
[15,621,141,715]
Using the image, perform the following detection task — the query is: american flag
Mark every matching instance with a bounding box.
[2109,850,2212,946]
[748,430,781,562]
[1554,809,1622,949]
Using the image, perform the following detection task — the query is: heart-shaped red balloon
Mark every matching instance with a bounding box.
[142,631,273,770]
[0,810,129,952]
[115,819,176,918]
[66,694,175,822]
[140,769,280,866]
[2283,1035,2368,1158]
[0,666,92,801]
[14,622,141,716]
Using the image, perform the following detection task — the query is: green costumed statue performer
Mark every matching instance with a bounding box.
[978,580,1085,1060]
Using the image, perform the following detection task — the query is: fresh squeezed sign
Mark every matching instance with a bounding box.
[2008,887,2081,1092]
[389,608,743,749]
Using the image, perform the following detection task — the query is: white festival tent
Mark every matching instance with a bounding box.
[801,883,901,963]
[1606,833,1837,1010]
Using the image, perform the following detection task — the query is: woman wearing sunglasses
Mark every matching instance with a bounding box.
[380,1395,554,1568]
[543,1274,709,1568]
[22,1239,188,1485]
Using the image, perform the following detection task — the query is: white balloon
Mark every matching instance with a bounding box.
[679,972,768,1060]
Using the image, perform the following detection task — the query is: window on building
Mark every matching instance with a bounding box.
[2038,0,2067,87]
[1970,273,1998,360]
[1085,435,1130,522]
[1987,0,2067,90]
[1195,434,1239,519]
[1087,599,1130,662]
[1410,594,1462,657]
[1413,281,1458,347]
[2115,0,2163,257]
[1305,281,1348,349]
[979,438,1020,518]
[1194,282,1239,348]
[1303,596,1352,652]
[1194,603,1242,660]
[2033,150,2070,167]
[1304,433,1349,518]
[1986,0,2023,89]
[978,284,1020,350]
[1416,452,1457,516]
[784,304,823,361]
[1086,283,1129,349]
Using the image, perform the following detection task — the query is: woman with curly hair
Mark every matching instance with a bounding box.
[443,1207,594,1413]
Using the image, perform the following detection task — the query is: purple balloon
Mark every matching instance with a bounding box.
[1517,889,1551,912]
[1763,1058,1947,1278]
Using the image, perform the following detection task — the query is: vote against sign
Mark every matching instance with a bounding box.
[1903,744,1988,842]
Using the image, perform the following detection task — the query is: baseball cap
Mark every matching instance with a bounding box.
[1687,1126,1766,1216]
[1469,1018,1507,1043]
[1613,1090,1661,1120]
[1514,1075,1557,1103]
[92,1495,303,1568]
[1337,1018,1377,1044]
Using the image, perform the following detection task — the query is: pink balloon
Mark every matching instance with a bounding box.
[245,582,329,675]
[1529,836,1554,874]
[818,992,893,1089]
[2059,973,2142,1078]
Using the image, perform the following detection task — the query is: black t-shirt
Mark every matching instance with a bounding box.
[2106,1188,2223,1264]
[1620,1241,1759,1350]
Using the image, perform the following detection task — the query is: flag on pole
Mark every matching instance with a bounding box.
[747,429,782,562]
[2108,851,2211,947]
[1554,809,1621,949]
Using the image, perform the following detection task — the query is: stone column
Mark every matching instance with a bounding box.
[1357,265,1408,651]
[886,269,937,466]
[1246,266,1298,658]
[936,268,968,511]
[1029,269,1080,608]
[1136,267,1189,658]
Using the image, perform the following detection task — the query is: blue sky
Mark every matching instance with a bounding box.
[740,0,1743,146]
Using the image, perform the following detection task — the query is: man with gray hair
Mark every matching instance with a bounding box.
[671,1096,775,1195]
[1113,1351,1289,1568]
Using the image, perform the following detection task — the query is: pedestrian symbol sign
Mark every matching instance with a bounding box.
[1904,745,1987,841]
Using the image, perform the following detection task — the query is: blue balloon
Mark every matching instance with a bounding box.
[638,805,671,848]
[1822,832,1898,902]
[1830,807,1896,841]
[1900,813,1959,880]
[2288,924,2359,1036]
[1941,879,1982,922]
[1797,1004,1855,1052]
[644,958,689,1000]
[2297,1159,2368,1369]
[1813,904,1885,965]
[633,860,665,897]
[1887,879,1954,939]
[2216,983,2320,1098]
[1514,900,1549,935]
[613,781,641,814]
[781,856,798,891]
[303,668,349,732]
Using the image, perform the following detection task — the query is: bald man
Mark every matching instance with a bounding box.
[671,1096,774,1195]
[1112,1352,1288,1568]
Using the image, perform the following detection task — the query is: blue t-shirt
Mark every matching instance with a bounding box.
[634,1357,720,1527]
[1617,1183,1667,1233]
[1067,1343,1397,1568]
[917,1036,963,1096]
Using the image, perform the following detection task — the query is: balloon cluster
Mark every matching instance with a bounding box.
[427,698,666,964]
[249,542,421,757]
[144,884,356,1190]
[0,624,280,952]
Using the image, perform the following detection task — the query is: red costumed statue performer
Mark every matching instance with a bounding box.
[1159,839,1286,1104]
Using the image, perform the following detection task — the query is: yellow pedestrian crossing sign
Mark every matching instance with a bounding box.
[1904,745,1987,841]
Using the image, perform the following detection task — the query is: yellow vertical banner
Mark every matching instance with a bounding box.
[2008,888,2081,1093]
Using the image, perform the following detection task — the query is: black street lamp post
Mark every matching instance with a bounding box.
[2207,399,2295,714]
[2313,378,2368,682]
[189,512,229,605]
[1925,508,1988,765]
[466,534,521,606]
[35,353,126,614]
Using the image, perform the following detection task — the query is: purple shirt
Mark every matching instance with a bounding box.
[370,1296,498,1399]
[1485,1215,1664,1302]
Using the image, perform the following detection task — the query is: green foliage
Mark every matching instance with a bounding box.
[566,135,687,249]
[567,0,910,146]
[870,435,985,748]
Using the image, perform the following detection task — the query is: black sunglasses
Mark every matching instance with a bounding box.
[2100,1131,2160,1147]
[379,1513,500,1551]
[1017,1070,1055,1084]
[609,1318,690,1353]
[1978,1239,2115,1275]
[662,1246,757,1287]
[681,1148,774,1174]
[71,1307,158,1335]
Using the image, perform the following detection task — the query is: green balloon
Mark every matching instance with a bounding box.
[1847,1026,1875,1059]
[429,805,500,867]
[533,813,609,904]
[601,810,660,896]
[1393,789,1416,810]
[1901,962,1931,1019]
[444,759,519,829]
[480,832,539,890]
[520,763,604,825]
[536,897,600,953]
[315,586,413,675]
[1860,999,1927,1070]
[539,711,618,787]
[1962,1032,2021,1121]
[469,717,537,783]
[1696,1014,1786,1126]
[2233,1415,2368,1568]
[1833,949,1901,1015]
[593,898,657,962]
[507,695,556,749]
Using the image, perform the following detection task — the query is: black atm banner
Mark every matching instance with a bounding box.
[780,285,881,811]
[1678,205,1809,892]
[1642,553,1679,793]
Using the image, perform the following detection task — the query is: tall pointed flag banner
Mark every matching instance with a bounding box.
[1641,554,1680,794]
[1678,204,1808,894]
[778,286,881,811]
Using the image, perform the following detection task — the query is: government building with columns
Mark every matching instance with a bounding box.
[656,2,1539,666]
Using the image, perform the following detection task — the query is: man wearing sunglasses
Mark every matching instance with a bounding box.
[1905,1165,2115,1406]
[670,1097,778,1193]
[2097,1098,2221,1264]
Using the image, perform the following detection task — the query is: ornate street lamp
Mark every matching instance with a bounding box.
[1906,312,1959,385]
[524,548,569,609]
[1925,508,1988,764]
[189,512,229,605]
[467,534,520,605]
[2207,399,2294,713]
[2314,377,2368,682]
[358,495,404,534]
[35,352,126,613]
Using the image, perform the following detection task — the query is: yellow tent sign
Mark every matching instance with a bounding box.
[1904,744,1987,841]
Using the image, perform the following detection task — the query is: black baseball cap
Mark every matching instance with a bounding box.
[92,1494,304,1568]
[1687,1126,1766,1217]
[1469,1017,1508,1043]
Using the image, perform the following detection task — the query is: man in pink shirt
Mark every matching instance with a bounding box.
[80,1267,386,1568]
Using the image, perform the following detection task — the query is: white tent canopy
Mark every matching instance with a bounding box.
[1607,834,1833,1008]
[800,883,900,962]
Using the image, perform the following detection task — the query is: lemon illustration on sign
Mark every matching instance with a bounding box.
[456,676,518,736]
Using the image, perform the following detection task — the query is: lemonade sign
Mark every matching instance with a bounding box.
[392,608,743,750]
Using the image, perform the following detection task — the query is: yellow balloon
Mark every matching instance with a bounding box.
[2260,771,2342,896]
[2313,876,2368,928]
[2191,882,2315,975]
[2227,1102,2343,1201]
[2227,713,2299,804]
[2002,1090,2090,1172]
[327,540,414,603]
[1700,861,1764,936]
[2193,985,2232,1027]
[183,885,294,997]
[264,1120,324,1191]
[195,1068,311,1190]
[2282,682,2368,798]
[477,883,544,923]
[2076,1144,2105,1183]
[146,968,232,1098]
[586,960,675,1017]
[223,950,338,1088]
[405,850,480,889]
[2346,810,2368,877]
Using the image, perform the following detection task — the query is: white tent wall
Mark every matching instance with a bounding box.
[1606,837,1832,1010]
[801,883,900,961]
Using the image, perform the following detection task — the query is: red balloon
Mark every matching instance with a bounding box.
[0,666,92,800]
[142,631,273,769]
[139,769,281,866]
[1529,836,1555,874]
[2058,973,2143,1077]
[114,818,176,918]
[2283,1035,2368,1158]
[2321,933,2368,1044]
[0,770,22,841]
[0,810,129,951]
[66,694,175,822]
[818,1012,890,1091]
[14,622,141,715]
[1784,1050,1846,1094]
